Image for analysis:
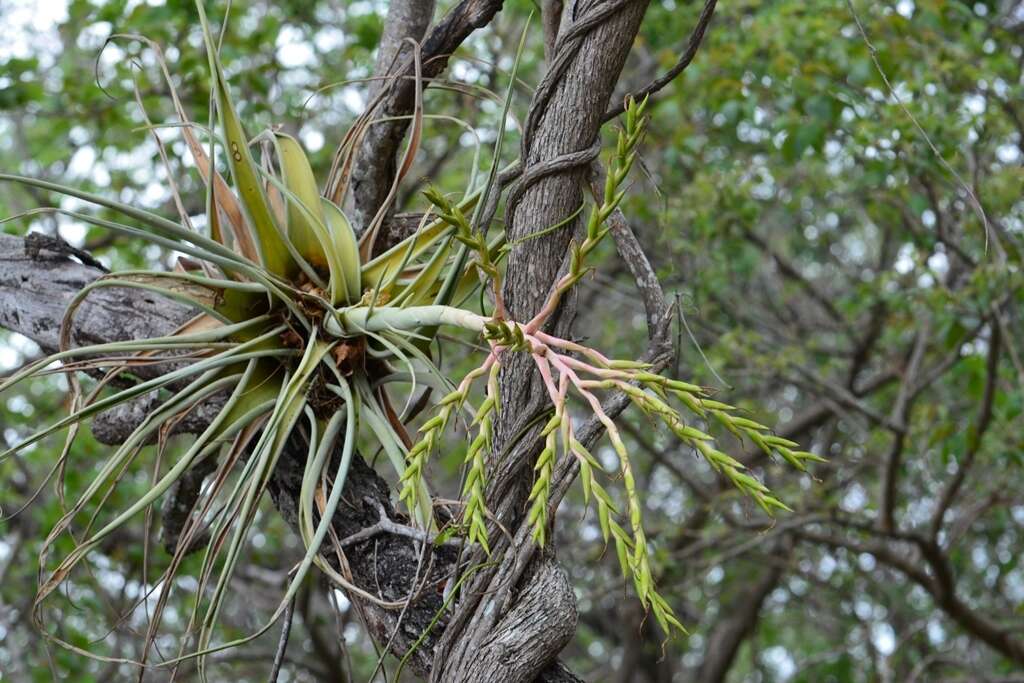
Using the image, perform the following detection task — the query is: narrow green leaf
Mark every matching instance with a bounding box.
[195,0,295,278]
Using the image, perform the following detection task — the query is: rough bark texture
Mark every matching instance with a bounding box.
[459,555,580,681]
[430,2,652,681]
[269,437,459,676]
[349,0,435,235]
[0,232,595,680]
[0,233,187,352]
[370,1,437,102]
[349,0,503,237]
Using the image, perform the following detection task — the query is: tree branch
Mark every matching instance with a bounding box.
[431,3,656,681]
[929,323,1001,540]
[348,0,504,237]
[695,537,791,683]
[602,0,717,121]
[796,527,1024,664]
[879,322,930,532]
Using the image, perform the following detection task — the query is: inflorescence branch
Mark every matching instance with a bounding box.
[400,98,824,634]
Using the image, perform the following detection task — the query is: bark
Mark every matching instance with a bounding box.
[430,2,652,681]
[350,0,435,235]
[542,0,565,59]
[0,233,187,352]
[269,435,459,676]
[370,1,437,102]
[349,0,504,238]
[0,233,453,677]
[495,0,652,538]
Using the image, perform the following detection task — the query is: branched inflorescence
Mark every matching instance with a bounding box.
[400,98,824,634]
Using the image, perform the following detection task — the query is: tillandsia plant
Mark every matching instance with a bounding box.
[0,0,822,671]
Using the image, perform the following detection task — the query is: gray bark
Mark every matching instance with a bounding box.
[431,2,652,681]
[350,0,435,235]
[349,0,504,239]
[542,0,565,59]
[370,1,437,102]
[0,233,187,352]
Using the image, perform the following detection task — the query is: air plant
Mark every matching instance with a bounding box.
[0,0,822,673]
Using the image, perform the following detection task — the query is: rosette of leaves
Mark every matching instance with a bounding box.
[0,1,821,672]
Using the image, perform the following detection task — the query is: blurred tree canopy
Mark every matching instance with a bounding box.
[1,0,1023,681]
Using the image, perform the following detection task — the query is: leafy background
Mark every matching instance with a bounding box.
[1,0,1023,680]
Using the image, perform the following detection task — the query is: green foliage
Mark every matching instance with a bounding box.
[2,0,1020,680]
[0,4,819,675]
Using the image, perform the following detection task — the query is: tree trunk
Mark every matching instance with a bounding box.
[430,2,651,681]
